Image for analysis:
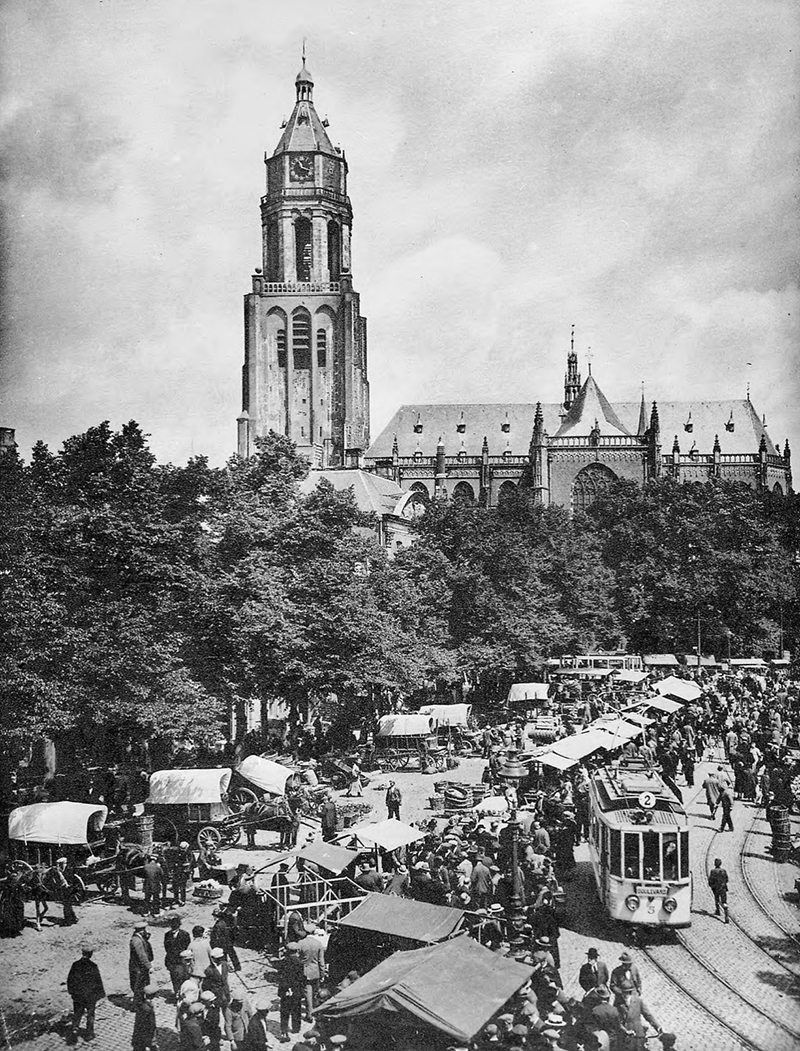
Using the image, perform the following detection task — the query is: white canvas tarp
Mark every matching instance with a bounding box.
[641,695,683,714]
[614,670,650,684]
[533,751,578,771]
[549,728,623,760]
[377,714,434,738]
[655,676,703,702]
[417,704,471,728]
[344,818,425,852]
[147,768,232,805]
[237,755,294,797]
[8,802,108,845]
[507,682,549,703]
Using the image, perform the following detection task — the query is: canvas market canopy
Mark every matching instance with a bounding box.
[640,695,683,715]
[315,935,533,1043]
[417,703,471,727]
[147,768,232,805]
[533,751,578,771]
[337,893,464,944]
[507,682,549,703]
[343,818,425,853]
[297,840,361,876]
[613,670,651,684]
[8,802,108,845]
[549,728,623,760]
[655,677,703,703]
[237,755,294,797]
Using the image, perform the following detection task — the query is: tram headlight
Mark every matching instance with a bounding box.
[663,896,677,914]
[625,894,640,912]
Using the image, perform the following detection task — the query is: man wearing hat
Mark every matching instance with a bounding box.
[296,922,326,1022]
[66,946,105,1043]
[540,1013,570,1049]
[470,853,493,910]
[385,780,402,821]
[242,994,272,1050]
[610,952,641,997]
[586,984,618,1039]
[49,856,78,926]
[200,990,222,1051]
[172,841,193,906]
[164,914,191,997]
[613,980,662,1051]
[131,984,157,1051]
[320,792,338,843]
[129,921,153,996]
[354,858,382,894]
[579,947,609,993]
[203,947,233,1043]
[180,1001,206,1050]
[276,943,305,1041]
[177,950,199,1009]
[142,853,164,919]
[210,905,241,971]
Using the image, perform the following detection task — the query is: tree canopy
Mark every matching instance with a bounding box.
[1,423,797,767]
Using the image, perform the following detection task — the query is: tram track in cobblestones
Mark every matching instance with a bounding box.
[642,776,800,1050]
[629,757,800,1051]
[739,807,800,953]
[699,802,800,988]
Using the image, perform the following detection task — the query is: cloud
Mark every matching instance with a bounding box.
[1,0,798,466]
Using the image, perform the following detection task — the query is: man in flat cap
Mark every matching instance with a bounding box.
[66,945,105,1043]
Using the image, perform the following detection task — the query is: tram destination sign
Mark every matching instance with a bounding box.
[635,884,669,896]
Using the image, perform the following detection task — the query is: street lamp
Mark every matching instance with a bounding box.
[498,752,528,952]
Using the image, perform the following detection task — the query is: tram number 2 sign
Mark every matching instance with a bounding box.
[637,791,657,810]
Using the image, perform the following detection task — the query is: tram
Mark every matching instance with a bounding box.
[587,759,691,929]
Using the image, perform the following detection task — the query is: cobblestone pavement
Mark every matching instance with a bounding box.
[4,752,799,1051]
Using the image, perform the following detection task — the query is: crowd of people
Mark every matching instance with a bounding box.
[2,665,799,1050]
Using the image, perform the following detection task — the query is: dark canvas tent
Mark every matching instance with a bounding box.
[337,893,464,944]
[315,935,532,1043]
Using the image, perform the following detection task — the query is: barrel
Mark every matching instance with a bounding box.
[771,806,791,862]
[444,785,471,811]
[429,794,445,813]
[126,814,154,850]
[471,784,488,805]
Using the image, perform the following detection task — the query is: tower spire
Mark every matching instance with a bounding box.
[563,325,581,412]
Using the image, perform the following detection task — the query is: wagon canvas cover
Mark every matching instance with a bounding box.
[506,682,549,702]
[8,802,108,845]
[315,935,533,1042]
[237,755,294,797]
[417,703,471,727]
[377,714,434,737]
[147,768,232,805]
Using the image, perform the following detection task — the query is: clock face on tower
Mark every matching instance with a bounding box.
[289,154,314,182]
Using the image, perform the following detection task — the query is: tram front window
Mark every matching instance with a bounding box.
[662,832,679,882]
[610,829,621,876]
[680,830,689,879]
[623,833,641,880]
[642,831,660,881]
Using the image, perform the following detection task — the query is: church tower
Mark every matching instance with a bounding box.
[237,58,370,467]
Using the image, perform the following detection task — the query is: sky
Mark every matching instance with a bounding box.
[1,0,798,466]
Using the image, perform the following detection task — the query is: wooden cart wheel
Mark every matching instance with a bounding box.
[229,787,258,812]
[197,826,221,851]
[398,753,412,769]
[69,874,87,906]
[9,860,34,878]
[382,749,399,772]
[95,875,118,896]
[220,825,242,848]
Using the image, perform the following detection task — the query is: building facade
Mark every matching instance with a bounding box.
[236,60,370,468]
[364,344,792,510]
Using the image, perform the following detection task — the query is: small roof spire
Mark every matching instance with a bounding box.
[636,385,648,436]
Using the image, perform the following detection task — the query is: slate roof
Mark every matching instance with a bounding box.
[298,468,408,516]
[273,63,337,157]
[554,374,631,437]
[365,403,564,459]
[366,390,781,459]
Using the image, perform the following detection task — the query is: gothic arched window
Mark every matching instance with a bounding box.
[452,481,475,504]
[266,221,279,281]
[292,311,311,370]
[327,221,341,281]
[572,463,618,514]
[409,481,429,499]
[773,482,784,496]
[295,218,312,281]
[497,480,516,505]
[316,329,327,368]
[276,329,287,368]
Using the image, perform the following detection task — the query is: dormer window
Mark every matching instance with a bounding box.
[725,411,734,433]
[413,449,423,462]
[689,441,698,459]
[456,412,466,434]
[413,414,423,434]
[501,413,510,434]
[684,411,693,433]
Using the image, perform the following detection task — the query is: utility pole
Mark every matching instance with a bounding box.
[696,607,702,667]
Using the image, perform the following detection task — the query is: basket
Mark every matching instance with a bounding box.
[471,785,488,805]
[429,795,445,812]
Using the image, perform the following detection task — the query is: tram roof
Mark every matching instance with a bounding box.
[591,764,686,819]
